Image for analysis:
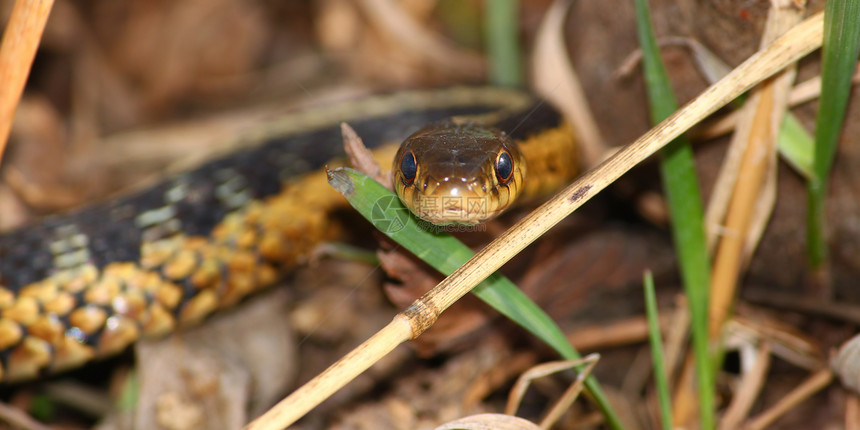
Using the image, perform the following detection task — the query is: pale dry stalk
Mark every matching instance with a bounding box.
[673,3,805,425]
[718,342,772,430]
[743,368,833,430]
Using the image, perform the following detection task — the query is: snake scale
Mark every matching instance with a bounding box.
[0,87,577,382]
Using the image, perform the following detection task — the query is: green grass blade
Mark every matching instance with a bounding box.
[807,0,860,267]
[118,370,140,412]
[632,0,715,428]
[317,242,381,266]
[329,167,625,430]
[643,271,672,430]
[484,0,522,86]
[778,114,815,180]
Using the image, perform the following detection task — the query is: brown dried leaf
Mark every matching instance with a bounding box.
[95,0,268,113]
[378,239,495,355]
[134,290,297,429]
[614,36,733,86]
[316,0,484,84]
[357,0,485,78]
[341,122,388,186]
[4,96,100,218]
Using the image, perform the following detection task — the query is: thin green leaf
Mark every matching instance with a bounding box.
[778,114,815,180]
[807,0,860,266]
[633,0,715,428]
[329,167,625,430]
[643,271,672,430]
[317,242,381,266]
[484,0,522,86]
[117,370,139,412]
[29,395,54,421]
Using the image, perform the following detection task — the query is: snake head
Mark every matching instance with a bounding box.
[393,119,526,226]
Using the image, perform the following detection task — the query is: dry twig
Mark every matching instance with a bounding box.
[719,342,772,430]
[0,0,55,161]
[743,368,833,430]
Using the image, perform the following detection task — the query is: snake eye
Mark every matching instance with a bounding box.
[400,151,417,186]
[495,150,514,185]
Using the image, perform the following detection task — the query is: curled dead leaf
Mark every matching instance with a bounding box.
[832,333,860,394]
[531,0,604,167]
[434,413,541,430]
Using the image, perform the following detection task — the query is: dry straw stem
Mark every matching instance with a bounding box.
[504,355,600,429]
[745,289,860,325]
[675,3,806,425]
[743,367,833,430]
[718,342,772,430]
[0,0,55,161]
[706,0,804,339]
[697,66,860,139]
[729,316,823,370]
[565,314,671,351]
[848,395,860,430]
[244,12,825,430]
[672,354,698,425]
[663,296,691,387]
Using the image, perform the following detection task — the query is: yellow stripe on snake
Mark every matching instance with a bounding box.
[0,88,577,381]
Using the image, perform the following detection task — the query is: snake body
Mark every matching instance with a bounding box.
[0,88,577,381]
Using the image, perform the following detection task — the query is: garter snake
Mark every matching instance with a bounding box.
[0,87,577,381]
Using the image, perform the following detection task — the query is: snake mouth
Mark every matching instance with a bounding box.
[398,177,518,225]
[407,192,503,225]
[414,207,497,226]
